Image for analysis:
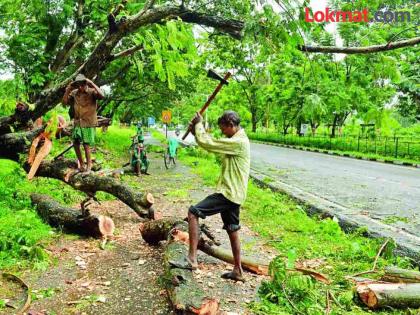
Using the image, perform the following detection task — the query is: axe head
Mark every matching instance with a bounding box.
[207,69,229,85]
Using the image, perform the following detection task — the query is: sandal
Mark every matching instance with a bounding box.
[221,271,245,282]
[169,257,198,270]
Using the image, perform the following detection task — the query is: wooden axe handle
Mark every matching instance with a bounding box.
[182,72,231,140]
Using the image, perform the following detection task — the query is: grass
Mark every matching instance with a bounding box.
[177,146,418,315]
[0,125,137,271]
[250,132,420,164]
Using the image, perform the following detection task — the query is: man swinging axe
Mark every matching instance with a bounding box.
[62,74,104,173]
[179,70,251,282]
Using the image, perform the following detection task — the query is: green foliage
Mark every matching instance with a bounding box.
[0,160,51,270]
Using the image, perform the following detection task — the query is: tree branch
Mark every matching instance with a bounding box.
[299,37,420,54]
[9,5,244,129]
[109,44,144,61]
[48,0,86,75]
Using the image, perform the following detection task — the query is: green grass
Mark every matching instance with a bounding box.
[0,125,137,271]
[250,132,420,164]
[178,146,417,315]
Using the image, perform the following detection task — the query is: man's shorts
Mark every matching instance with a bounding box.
[72,126,95,146]
[189,193,240,232]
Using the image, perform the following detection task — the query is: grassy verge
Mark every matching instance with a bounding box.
[250,133,420,165]
[0,160,82,271]
[178,146,417,315]
[0,125,136,271]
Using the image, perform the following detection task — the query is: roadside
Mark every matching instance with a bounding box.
[164,127,420,263]
[2,131,273,315]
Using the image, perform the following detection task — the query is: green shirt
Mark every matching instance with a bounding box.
[194,122,250,205]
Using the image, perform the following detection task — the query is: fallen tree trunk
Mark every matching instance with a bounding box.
[31,194,114,238]
[158,220,220,314]
[139,218,269,275]
[27,158,154,218]
[381,266,420,283]
[357,282,420,309]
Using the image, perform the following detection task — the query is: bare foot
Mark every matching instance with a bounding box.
[221,271,245,282]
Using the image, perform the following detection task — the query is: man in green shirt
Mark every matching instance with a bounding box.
[187,110,250,282]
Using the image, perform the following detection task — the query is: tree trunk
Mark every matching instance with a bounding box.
[331,114,339,138]
[139,218,269,275]
[31,193,115,238]
[381,267,420,283]
[26,159,155,218]
[140,219,220,314]
[357,282,420,309]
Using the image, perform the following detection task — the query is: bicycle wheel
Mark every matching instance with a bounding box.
[164,152,171,169]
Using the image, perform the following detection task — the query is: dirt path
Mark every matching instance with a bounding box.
[16,136,276,315]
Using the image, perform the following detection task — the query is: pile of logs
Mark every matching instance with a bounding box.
[354,266,420,309]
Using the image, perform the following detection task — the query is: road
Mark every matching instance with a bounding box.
[165,130,420,241]
[251,142,420,239]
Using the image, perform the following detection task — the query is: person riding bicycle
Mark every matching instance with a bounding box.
[175,126,181,137]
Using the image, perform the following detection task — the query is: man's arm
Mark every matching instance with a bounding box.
[62,83,73,105]
[86,79,105,99]
[194,122,242,155]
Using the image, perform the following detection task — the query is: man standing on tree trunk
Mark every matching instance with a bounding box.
[186,110,250,282]
[62,74,104,173]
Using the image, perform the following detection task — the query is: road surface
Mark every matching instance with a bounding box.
[164,129,420,242]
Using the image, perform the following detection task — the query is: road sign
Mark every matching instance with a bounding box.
[162,110,172,124]
[148,117,155,126]
[300,124,309,135]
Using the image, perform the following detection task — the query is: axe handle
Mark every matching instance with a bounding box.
[182,72,231,140]
[53,144,74,160]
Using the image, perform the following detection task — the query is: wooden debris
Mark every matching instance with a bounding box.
[356,282,420,309]
[2,273,31,315]
[31,194,115,238]
[381,266,420,283]
[140,218,269,276]
[28,158,154,218]
[163,221,220,314]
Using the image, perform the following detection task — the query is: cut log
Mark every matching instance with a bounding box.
[163,221,220,315]
[357,282,420,309]
[31,194,114,238]
[198,239,269,275]
[140,218,269,275]
[381,266,420,283]
[27,158,154,218]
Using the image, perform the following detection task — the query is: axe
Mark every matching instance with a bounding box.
[182,70,231,140]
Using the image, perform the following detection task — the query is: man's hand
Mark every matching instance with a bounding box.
[191,112,202,125]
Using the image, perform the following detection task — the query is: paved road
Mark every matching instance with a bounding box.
[250,142,420,239]
[162,129,420,241]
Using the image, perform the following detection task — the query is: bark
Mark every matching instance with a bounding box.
[26,159,154,218]
[144,219,220,314]
[381,266,420,283]
[357,282,420,309]
[31,193,115,238]
[0,127,44,161]
[299,37,420,54]
[139,218,269,275]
